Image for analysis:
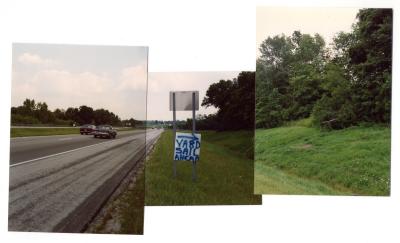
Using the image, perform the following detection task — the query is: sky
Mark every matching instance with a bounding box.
[147,71,240,121]
[11,43,148,120]
[256,7,361,56]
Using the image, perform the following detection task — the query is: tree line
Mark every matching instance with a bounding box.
[182,71,255,131]
[256,8,392,129]
[11,98,141,127]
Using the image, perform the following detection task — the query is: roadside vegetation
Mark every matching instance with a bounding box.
[146,71,259,205]
[11,98,143,127]
[119,170,145,234]
[256,9,392,130]
[255,9,392,195]
[145,130,261,205]
[255,120,390,195]
[175,71,255,131]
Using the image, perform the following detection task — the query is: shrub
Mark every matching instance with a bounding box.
[11,114,40,125]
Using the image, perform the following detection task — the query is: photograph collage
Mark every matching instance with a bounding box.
[0,1,398,243]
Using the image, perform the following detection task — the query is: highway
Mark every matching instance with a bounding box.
[8,129,163,233]
[10,130,146,165]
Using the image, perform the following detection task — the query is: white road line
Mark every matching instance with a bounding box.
[10,139,118,168]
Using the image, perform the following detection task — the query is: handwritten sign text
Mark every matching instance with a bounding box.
[174,132,201,162]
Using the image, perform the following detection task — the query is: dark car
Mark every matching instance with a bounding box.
[93,125,117,139]
[80,124,96,135]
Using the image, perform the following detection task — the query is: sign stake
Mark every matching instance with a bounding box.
[173,92,177,178]
[170,91,200,182]
[192,92,197,182]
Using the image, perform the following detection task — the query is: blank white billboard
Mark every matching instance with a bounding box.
[169,91,199,111]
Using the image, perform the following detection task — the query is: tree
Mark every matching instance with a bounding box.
[312,64,356,129]
[202,71,255,130]
[202,79,235,110]
[256,31,327,127]
[22,98,36,116]
[35,102,55,124]
[65,107,80,124]
[348,8,392,123]
[78,105,94,124]
[11,98,125,127]
[53,108,66,120]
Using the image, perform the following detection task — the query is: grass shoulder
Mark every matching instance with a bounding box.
[145,130,261,205]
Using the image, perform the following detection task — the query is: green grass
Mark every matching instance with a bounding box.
[283,117,313,128]
[145,130,262,205]
[255,124,391,196]
[118,170,144,234]
[11,127,80,137]
[255,166,349,195]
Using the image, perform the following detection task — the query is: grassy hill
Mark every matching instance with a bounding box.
[145,130,261,205]
[255,122,391,196]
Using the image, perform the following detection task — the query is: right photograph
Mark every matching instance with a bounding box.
[255,7,392,196]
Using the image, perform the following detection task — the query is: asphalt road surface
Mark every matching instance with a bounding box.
[10,130,146,165]
[8,129,163,232]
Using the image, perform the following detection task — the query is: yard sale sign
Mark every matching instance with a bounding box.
[174,132,201,162]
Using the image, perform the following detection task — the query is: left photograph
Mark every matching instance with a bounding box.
[8,43,148,234]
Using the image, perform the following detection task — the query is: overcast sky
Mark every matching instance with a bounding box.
[257,7,360,56]
[11,43,148,120]
[147,71,240,121]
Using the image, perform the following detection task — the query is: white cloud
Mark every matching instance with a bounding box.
[11,65,148,120]
[18,52,58,67]
[34,70,109,95]
[117,65,148,91]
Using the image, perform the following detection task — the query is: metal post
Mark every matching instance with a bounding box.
[192,92,197,182]
[173,93,177,178]
[192,92,196,133]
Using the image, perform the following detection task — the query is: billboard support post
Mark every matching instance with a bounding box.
[170,91,200,182]
[172,93,177,177]
[192,92,197,181]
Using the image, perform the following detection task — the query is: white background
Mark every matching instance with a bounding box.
[0,0,399,242]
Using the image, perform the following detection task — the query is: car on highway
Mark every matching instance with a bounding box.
[93,125,117,139]
[80,124,96,135]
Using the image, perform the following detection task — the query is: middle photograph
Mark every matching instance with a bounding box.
[146,71,261,205]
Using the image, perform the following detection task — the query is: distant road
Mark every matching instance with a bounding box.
[8,129,163,232]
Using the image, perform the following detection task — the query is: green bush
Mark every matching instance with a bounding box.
[11,114,40,125]
[54,118,73,126]
[312,64,357,129]
[312,95,356,130]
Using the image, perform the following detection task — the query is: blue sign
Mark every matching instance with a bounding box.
[174,132,201,162]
